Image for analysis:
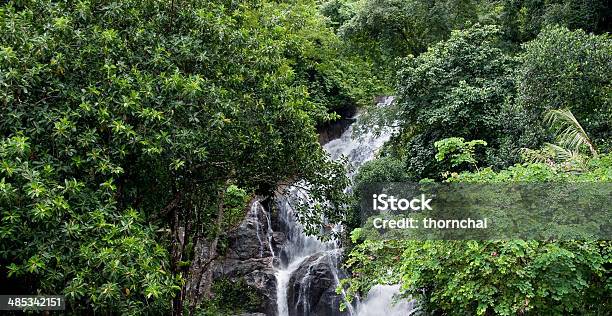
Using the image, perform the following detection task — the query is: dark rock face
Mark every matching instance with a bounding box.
[318,117,356,145]
[286,251,349,316]
[317,103,357,144]
[212,200,279,315]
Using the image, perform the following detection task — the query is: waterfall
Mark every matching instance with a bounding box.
[273,97,415,316]
[253,202,264,258]
[264,205,276,258]
[356,285,416,316]
[275,193,336,316]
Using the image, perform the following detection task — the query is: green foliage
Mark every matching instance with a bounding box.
[340,3,612,316]
[322,1,612,80]
[194,277,263,315]
[521,108,598,170]
[346,156,410,231]
[346,240,610,315]
[401,240,610,315]
[434,137,487,171]
[339,239,405,303]
[0,135,178,313]
[498,0,612,43]
[378,24,539,179]
[3,0,611,314]
[222,185,251,231]
[319,0,360,31]
[520,143,588,172]
[517,26,612,147]
[343,154,612,315]
[451,153,612,183]
[338,0,479,68]
[353,156,409,193]
[277,1,383,112]
[0,0,355,312]
[545,109,598,157]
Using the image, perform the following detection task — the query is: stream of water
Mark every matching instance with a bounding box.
[273,97,416,316]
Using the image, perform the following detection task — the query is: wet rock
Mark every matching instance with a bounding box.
[286,251,349,316]
[272,231,286,252]
[211,201,278,315]
[317,117,356,145]
[224,202,274,260]
[317,103,357,144]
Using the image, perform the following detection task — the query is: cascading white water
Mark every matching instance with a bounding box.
[275,195,336,316]
[254,203,264,258]
[249,200,273,259]
[356,285,416,316]
[324,97,395,172]
[274,97,415,316]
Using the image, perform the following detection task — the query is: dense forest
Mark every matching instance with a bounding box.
[0,0,610,315]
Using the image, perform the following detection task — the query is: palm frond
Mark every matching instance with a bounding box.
[544,143,581,162]
[544,143,587,171]
[520,147,550,164]
[544,109,598,157]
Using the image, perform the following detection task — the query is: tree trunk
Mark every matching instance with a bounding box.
[183,185,226,314]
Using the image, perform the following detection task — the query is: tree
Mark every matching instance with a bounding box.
[498,0,612,44]
[521,108,598,171]
[319,0,360,31]
[517,26,612,150]
[373,24,539,179]
[337,0,479,70]
[0,0,352,313]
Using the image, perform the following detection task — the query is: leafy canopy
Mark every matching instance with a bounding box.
[0,0,354,313]
[371,24,537,179]
[517,26,612,149]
